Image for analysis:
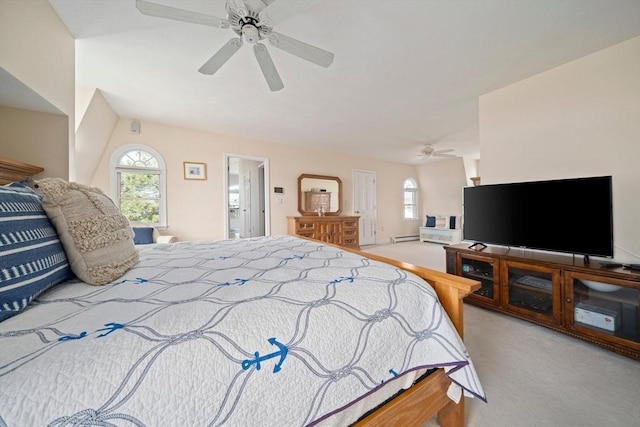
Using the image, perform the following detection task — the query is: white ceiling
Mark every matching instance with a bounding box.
[48,0,640,165]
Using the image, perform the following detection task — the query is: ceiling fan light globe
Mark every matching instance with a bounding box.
[242,24,260,44]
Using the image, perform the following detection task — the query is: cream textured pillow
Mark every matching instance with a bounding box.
[32,178,139,285]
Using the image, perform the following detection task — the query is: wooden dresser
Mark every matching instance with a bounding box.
[287,216,359,249]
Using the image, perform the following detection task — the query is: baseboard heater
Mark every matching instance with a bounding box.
[391,235,420,243]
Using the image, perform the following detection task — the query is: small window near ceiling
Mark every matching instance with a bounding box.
[112,145,167,228]
[403,178,418,220]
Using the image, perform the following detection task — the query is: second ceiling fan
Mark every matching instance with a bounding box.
[419,144,456,159]
[136,0,334,91]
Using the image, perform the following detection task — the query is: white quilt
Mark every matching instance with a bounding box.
[0,235,484,426]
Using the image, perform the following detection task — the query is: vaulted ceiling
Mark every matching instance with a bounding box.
[48,0,640,164]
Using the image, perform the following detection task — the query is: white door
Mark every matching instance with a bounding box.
[257,165,265,236]
[241,171,251,238]
[353,170,377,245]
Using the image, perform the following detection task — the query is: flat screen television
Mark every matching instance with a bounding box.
[462,176,613,260]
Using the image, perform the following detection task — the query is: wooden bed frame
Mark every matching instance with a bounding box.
[0,157,481,427]
[346,249,481,427]
[0,156,44,185]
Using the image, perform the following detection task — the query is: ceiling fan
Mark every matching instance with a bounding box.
[418,144,456,159]
[135,0,334,91]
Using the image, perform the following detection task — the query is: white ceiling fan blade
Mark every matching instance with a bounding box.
[253,44,284,91]
[434,153,457,158]
[136,0,229,29]
[226,0,248,18]
[198,38,243,75]
[435,149,454,155]
[259,0,321,27]
[268,32,334,68]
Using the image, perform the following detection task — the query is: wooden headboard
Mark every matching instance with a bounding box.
[0,156,44,185]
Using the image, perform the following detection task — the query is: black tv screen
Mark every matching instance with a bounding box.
[462,176,613,258]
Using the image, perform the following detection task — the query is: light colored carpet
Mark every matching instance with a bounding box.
[362,241,640,427]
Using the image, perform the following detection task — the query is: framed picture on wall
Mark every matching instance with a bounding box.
[183,162,207,180]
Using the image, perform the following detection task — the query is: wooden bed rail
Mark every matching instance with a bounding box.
[343,246,481,427]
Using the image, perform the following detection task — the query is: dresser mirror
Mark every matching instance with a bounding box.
[298,174,342,216]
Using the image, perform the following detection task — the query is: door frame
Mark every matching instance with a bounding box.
[241,170,252,238]
[223,153,270,239]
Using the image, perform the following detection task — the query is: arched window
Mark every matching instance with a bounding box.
[111,145,167,228]
[403,178,418,220]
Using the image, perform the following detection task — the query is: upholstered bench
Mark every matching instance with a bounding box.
[419,227,462,245]
[420,214,462,245]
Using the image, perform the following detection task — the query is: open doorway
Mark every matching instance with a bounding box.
[224,154,270,239]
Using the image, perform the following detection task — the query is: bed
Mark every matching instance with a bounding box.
[0,159,485,426]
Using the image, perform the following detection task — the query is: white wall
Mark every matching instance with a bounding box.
[416,157,468,220]
[0,0,75,179]
[91,119,420,243]
[479,37,640,262]
[0,106,68,180]
[75,88,118,184]
[75,85,97,131]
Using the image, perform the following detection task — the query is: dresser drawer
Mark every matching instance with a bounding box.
[342,220,358,229]
[296,221,316,231]
[287,216,360,250]
[344,229,358,238]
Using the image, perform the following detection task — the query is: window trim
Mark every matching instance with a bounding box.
[403,178,419,221]
[110,144,167,229]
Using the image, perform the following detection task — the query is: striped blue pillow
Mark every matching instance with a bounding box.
[0,184,73,322]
